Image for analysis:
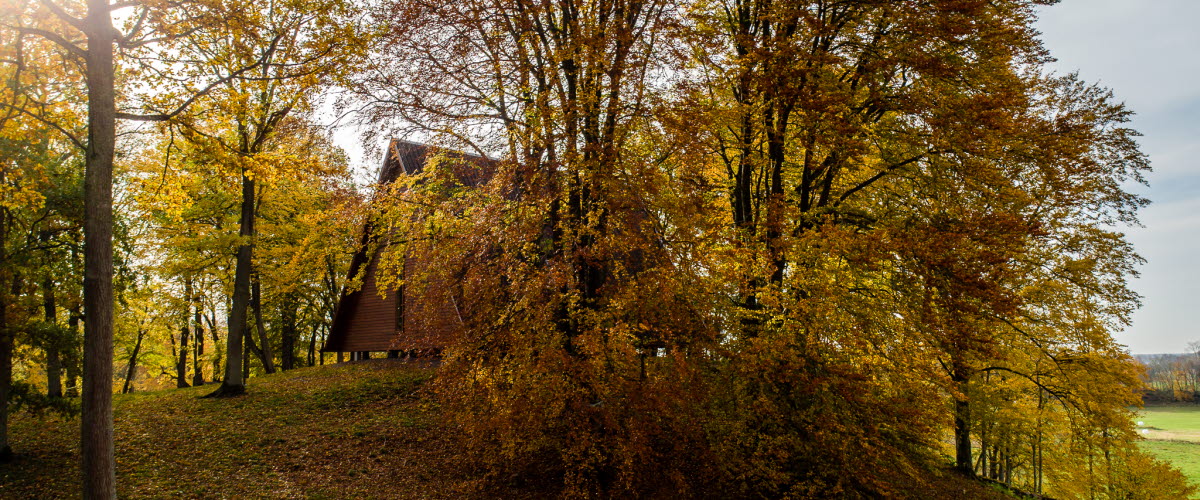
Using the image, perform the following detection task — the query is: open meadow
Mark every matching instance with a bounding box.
[1138,405,1200,491]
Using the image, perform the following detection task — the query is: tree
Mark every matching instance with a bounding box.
[0,0,363,491]
[127,115,358,388]
[354,0,728,493]
[0,71,85,462]
[351,0,1183,496]
[152,0,367,397]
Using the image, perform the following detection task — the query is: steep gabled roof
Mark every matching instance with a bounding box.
[379,139,495,187]
[322,139,496,353]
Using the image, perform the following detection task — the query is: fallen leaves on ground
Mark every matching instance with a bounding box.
[0,359,540,499]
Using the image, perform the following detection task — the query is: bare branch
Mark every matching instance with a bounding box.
[116,6,150,47]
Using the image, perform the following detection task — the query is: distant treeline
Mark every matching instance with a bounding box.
[1136,350,1200,402]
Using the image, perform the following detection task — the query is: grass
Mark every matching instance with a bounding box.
[1,359,1023,498]
[0,359,488,499]
[1137,404,1200,490]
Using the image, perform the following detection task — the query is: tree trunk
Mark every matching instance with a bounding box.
[250,274,275,373]
[207,171,254,397]
[952,368,972,475]
[66,308,81,397]
[43,277,63,397]
[121,326,145,394]
[175,322,189,388]
[175,278,192,388]
[191,281,204,386]
[280,293,297,370]
[0,205,13,461]
[206,311,221,383]
[82,0,118,493]
[307,322,317,367]
[1035,386,1045,494]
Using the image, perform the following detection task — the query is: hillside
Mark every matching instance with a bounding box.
[2,360,1017,499]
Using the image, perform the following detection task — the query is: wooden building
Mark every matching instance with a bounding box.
[322,139,495,359]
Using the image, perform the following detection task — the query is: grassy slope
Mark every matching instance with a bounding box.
[2,360,471,499]
[2,360,1011,499]
[1138,405,1200,491]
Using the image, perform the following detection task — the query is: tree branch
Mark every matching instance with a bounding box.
[114,33,285,122]
[37,0,86,33]
[0,102,86,150]
[837,151,933,205]
[12,26,87,60]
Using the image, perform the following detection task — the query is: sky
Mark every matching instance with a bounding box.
[331,1,1200,355]
[1037,0,1200,354]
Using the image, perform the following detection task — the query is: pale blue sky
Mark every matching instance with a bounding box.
[1038,0,1200,354]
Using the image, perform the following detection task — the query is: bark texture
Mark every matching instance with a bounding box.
[82,0,117,494]
[208,172,254,397]
[43,277,62,397]
[0,204,12,461]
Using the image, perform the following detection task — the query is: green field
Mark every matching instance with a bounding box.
[1138,405,1200,489]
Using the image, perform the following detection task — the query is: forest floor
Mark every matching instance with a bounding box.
[0,359,496,499]
[1138,404,1200,490]
[3,359,1017,499]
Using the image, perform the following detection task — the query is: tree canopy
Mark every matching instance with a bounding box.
[0,0,1191,497]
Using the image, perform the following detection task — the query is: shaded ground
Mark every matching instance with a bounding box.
[0,359,490,499]
[2,359,1019,499]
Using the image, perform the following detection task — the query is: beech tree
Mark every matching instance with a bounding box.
[0,44,84,459]
[352,0,1183,496]
[128,116,358,387]
[0,0,362,492]
[153,0,366,397]
[352,0,719,492]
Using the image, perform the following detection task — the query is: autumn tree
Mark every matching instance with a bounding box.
[0,0,370,492]
[344,0,1192,496]
[128,115,359,389]
[664,0,1167,492]
[145,0,367,397]
[351,0,731,493]
[0,38,85,458]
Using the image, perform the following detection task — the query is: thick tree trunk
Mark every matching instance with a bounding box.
[121,327,145,394]
[250,275,275,373]
[44,277,62,397]
[0,291,10,462]
[0,206,13,461]
[176,277,191,388]
[307,323,317,367]
[175,322,189,388]
[952,369,972,475]
[208,171,254,397]
[763,105,789,288]
[82,0,118,494]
